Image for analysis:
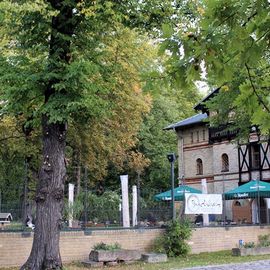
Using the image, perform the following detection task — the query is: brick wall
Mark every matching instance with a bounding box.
[1,226,270,267]
[0,228,162,267]
[189,225,270,254]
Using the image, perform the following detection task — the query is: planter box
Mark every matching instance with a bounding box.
[89,250,142,262]
[232,247,270,256]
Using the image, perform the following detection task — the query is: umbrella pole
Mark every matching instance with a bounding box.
[171,160,176,221]
[257,179,261,225]
[222,173,226,226]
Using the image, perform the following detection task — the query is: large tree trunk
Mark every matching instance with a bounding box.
[21,2,77,268]
[21,117,66,270]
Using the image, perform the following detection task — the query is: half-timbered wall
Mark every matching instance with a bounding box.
[238,140,270,184]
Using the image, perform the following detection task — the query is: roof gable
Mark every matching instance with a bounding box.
[164,113,208,130]
[0,213,13,220]
[194,88,220,112]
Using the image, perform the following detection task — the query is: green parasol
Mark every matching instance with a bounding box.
[154,185,202,201]
[224,180,270,200]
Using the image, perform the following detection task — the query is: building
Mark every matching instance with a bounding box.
[165,89,270,223]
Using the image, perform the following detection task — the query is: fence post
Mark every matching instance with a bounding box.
[83,167,88,229]
[137,172,141,226]
[23,159,28,227]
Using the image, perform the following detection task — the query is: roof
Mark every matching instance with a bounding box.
[0,213,12,219]
[193,88,220,112]
[164,113,208,130]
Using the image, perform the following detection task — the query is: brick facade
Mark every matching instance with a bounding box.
[172,114,270,224]
[177,125,240,193]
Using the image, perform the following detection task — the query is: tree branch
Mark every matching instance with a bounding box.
[0,135,25,143]
[242,11,257,27]
[245,63,270,114]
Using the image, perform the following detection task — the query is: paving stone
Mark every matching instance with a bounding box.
[141,253,168,263]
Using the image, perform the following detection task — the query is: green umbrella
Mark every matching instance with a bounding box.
[154,185,202,201]
[224,180,270,200]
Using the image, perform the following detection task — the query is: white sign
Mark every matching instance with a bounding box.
[185,193,223,214]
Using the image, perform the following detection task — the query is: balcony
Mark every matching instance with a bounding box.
[209,126,238,142]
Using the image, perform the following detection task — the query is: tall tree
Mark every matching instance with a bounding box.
[0,1,176,269]
[138,77,200,190]
[66,28,153,190]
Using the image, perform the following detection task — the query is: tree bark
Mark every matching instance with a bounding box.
[21,117,66,270]
[21,1,77,269]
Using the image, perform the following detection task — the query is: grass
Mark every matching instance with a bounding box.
[1,250,270,270]
[65,250,270,270]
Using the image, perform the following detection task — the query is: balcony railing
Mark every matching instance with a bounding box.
[209,126,238,142]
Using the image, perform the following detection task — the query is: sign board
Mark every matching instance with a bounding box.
[185,193,223,214]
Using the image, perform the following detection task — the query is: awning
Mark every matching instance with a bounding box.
[224,180,270,200]
[154,185,202,201]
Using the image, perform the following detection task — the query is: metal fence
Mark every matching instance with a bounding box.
[1,190,270,232]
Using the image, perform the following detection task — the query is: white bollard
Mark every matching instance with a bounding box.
[68,183,75,228]
[132,185,137,227]
[120,175,130,227]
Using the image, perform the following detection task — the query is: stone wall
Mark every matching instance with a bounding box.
[1,226,270,267]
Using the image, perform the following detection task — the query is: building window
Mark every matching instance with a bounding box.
[196,158,203,175]
[196,131,199,142]
[251,144,260,169]
[221,153,229,172]
[203,130,206,141]
[190,132,193,143]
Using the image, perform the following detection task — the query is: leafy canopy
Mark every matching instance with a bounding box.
[161,0,270,136]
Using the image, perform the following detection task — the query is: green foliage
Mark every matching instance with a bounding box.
[0,116,40,204]
[152,220,192,257]
[138,64,201,190]
[93,242,121,251]
[63,197,84,221]
[161,0,270,137]
[243,242,255,249]
[258,234,270,248]
[78,191,120,223]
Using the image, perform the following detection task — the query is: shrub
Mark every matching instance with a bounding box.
[258,234,270,247]
[243,242,255,248]
[152,219,192,257]
[93,242,121,251]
